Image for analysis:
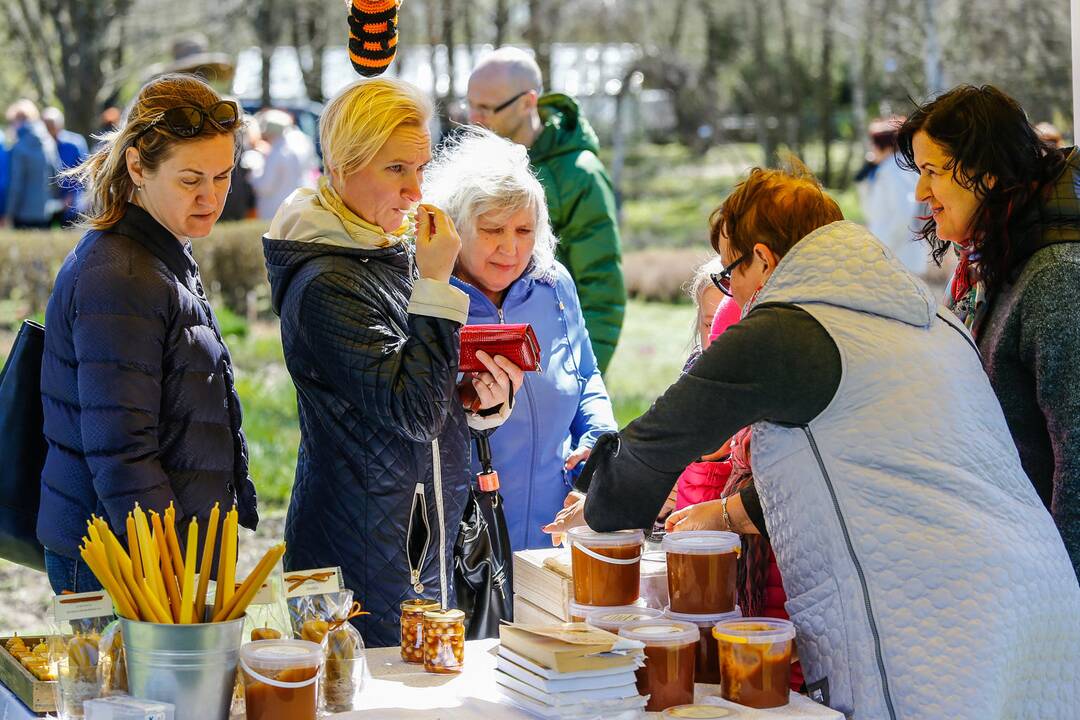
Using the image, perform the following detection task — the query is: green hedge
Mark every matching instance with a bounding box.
[0,219,704,321]
[0,220,271,321]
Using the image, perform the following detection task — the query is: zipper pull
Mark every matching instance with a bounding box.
[497,308,505,324]
[410,569,424,594]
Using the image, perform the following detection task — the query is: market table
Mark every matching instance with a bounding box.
[0,639,843,719]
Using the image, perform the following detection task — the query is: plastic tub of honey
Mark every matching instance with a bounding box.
[239,639,322,720]
[664,608,742,685]
[584,605,663,632]
[662,531,741,614]
[568,527,644,606]
[618,619,699,711]
[712,617,795,708]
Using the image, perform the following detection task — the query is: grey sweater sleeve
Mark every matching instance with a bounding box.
[576,304,841,533]
[1018,262,1080,574]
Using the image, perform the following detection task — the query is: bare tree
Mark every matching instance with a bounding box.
[293,0,333,103]
[254,0,287,107]
[4,0,135,136]
[493,0,510,48]
[817,0,836,185]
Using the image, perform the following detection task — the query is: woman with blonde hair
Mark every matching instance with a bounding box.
[38,74,258,593]
[548,165,1080,718]
[263,79,523,645]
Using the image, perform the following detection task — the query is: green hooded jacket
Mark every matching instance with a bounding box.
[529,93,625,373]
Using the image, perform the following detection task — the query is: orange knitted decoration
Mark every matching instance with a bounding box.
[349,0,401,77]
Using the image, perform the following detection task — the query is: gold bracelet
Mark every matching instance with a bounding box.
[720,496,732,532]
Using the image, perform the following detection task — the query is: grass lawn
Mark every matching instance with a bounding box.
[614,142,865,252]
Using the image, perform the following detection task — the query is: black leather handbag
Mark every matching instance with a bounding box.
[0,320,47,571]
[454,431,514,639]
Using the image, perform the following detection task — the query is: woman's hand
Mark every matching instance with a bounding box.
[467,350,524,411]
[564,447,591,471]
[665,499,727,533]
[543,496,587,546]
[414,203,461,283]
[655,484,679,526]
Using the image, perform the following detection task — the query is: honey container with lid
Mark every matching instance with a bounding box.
[618,619,699,711]
[662,531,741,614]
[712,617,796,708]
[400,599,440,663]
[568,527,644,606]
[422,608,465,674]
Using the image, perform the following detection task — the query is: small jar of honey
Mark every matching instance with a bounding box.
[422,608,465,674]
[400,599,440,663]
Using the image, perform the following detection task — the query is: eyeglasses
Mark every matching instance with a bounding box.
[135,101,240,142]
[467,90,530,117]
[710,255,748,297]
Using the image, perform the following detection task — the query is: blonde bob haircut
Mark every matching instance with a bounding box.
[319,77,433,180]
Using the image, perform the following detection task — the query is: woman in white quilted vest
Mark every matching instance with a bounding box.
[545,165,1080,719]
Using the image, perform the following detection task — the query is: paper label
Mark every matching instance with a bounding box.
[284,567,342,598]
[53,591,114,622]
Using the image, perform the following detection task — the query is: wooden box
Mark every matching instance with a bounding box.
[0,635,57,713]
[512,594,565,626]
[513,549,573,621]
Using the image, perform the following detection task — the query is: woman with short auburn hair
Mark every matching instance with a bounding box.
[546,164,1080,719]
[263,79,523,645]
[38,73,258,593]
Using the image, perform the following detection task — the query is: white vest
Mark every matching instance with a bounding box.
[747,221,1080,719]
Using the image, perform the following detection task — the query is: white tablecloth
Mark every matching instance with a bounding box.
[336,639,843,719]
[0,639,844,719]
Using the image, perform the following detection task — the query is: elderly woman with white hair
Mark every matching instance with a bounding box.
[424,128,618,551]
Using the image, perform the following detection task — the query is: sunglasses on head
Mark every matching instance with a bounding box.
[135,101,240,142]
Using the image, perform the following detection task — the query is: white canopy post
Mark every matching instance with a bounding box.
[1073,0,1080,139]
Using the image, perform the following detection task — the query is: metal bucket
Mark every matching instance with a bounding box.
[120,618,244,720]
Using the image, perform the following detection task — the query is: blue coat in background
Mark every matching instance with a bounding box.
[0,144,9,218]
[6,123,57,225]
[452,262,617,550]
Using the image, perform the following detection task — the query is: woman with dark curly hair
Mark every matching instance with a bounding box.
[897,85,1080,576]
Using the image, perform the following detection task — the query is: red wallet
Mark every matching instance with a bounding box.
[459,323,542,373]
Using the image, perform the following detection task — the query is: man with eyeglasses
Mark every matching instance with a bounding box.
[466,47,625,374]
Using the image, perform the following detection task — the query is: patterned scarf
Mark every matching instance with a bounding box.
[943,242,989,337]
[316,176,410,249]
[721,427,771,618]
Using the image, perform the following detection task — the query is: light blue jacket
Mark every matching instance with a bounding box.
[452,262,617,550]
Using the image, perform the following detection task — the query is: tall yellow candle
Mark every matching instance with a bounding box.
[215,507,238,618]
[126,514,143,581]
[179,519,199,624]
[152,512,182,622]
[194,503,220,623]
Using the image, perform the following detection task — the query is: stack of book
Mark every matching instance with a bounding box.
[495,623,648,719]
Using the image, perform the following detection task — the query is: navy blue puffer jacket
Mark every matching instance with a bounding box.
[264,205,473,648]
[38,204,259,559]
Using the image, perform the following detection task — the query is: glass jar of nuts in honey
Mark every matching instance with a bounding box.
[400,599,440,663]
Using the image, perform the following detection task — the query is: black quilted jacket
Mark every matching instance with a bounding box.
[264,236,470,648]
[38,203,259,560]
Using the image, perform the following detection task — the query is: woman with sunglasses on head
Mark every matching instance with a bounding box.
[37,74,258,594]
[545,162,1080,718]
